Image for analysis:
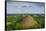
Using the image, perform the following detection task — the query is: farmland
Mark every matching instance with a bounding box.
[6,14,45,30]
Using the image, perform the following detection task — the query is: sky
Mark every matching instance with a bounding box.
[7,1,45,14]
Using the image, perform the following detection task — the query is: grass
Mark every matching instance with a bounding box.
[6,14,45,30]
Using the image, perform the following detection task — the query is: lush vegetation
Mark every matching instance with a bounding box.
[6,14,45,30]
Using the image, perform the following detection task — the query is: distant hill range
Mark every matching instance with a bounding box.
[6,14,44,16]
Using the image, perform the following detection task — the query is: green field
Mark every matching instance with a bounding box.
[6,14,45,30]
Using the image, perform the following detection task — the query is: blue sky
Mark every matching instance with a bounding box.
[7,2,45,14]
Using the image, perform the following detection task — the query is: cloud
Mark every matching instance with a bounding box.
[7,2,45,14]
